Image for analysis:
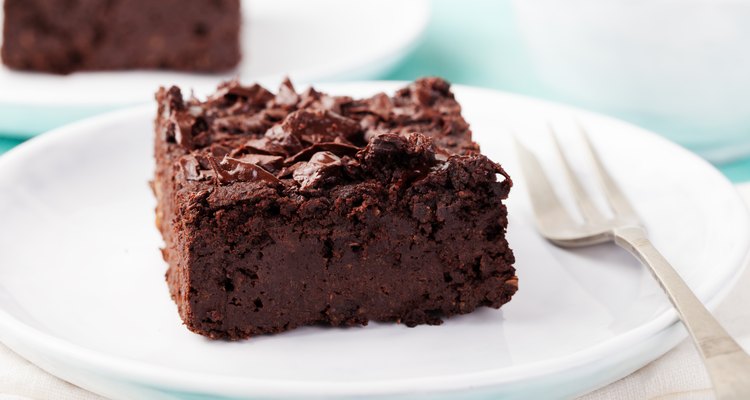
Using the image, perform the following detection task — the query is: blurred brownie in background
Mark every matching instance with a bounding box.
[1,0,241,74]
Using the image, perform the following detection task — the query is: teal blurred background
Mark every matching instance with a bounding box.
[382,0,750,182]
[2,0,749,182]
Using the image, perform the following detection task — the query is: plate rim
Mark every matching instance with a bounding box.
[0,82,748,396]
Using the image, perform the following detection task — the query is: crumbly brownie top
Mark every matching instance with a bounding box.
[156,78,501,197]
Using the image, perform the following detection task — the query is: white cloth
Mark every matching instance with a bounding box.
[581,183,750,400]
[0,342,104,400]
[2,185,750,400]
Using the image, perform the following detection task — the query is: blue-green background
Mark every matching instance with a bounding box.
[382,0,750,182]
[2,0,749,182]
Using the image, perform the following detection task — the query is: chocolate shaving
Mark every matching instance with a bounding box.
[179,155,213,181]
[210,144,232,158]
[277,161,305,179]
[275,78,299,107]
[162,77,479,190]
[285,142,360,164]
[209,81,274,106]
[309,151,341,165]
[268,109,361,145]
[368,93,393,119]
[172,113,196,149]
[232,153,284,171]
[208,156,281,185]
[297,87,322,109]
[213,113,269,134]
[293,151,343,190]
[239,137,288,156]
[264,124,305,154]
[164,86,185,112]
[179,156,202,181]
[226,83,274,104]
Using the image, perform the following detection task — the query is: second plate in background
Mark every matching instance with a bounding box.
[0,0,429,137]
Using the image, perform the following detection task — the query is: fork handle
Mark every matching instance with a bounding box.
[614,226,750,400]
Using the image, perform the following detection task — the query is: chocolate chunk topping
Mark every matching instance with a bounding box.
[285,142,360,164]
[232,153,284,172]
[213,114,269,135]
[267,109,361,148]
[264,125,305,154]
[359,133,436,168]
[238,137,289,156]
[292,151,344,190]
[368,93,393,119]
[179,156,208,181]
[214,81,275,105]
[160,77,484,189]
[277,162,305,179]
[229,85,274,104]
[275,78,299,107]
[165,86,185,113]
[297,87,322,109]
[399,76,453,107]
[209,144,232,158]
[309,151,341,165]
[208,156,281,185]
[172,113,197,149]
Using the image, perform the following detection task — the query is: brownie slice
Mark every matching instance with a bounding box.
[1,0,241,74]
[153,77,517,339]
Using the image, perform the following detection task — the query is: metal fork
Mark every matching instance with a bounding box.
[514,123,750,399]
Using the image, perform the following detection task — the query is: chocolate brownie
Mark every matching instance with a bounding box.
[153,77,517,339]
[1,0,241,74]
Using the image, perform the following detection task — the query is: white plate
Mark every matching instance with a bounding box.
[0,82,748,400]
[0,0,429,136]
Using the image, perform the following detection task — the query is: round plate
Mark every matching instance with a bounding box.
[0,0,429,136]
[0,82,747,399]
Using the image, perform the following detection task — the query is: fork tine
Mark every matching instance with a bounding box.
[576,120,640,221]
[549,124,607,224]
[512,135,579,232]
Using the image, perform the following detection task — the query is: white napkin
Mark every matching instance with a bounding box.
[581,183,750,400]
[2,185,750,400]
[0,343,104,400]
